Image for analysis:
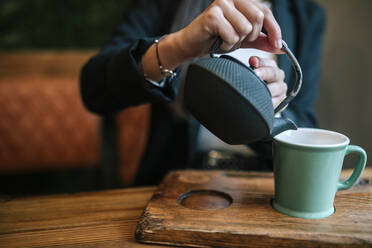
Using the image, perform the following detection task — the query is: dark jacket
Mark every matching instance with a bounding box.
[81,0,325,185]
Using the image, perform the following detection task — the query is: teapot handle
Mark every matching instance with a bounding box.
[210,37,222,58]
[275,41,302,113]
[209,38,303,114]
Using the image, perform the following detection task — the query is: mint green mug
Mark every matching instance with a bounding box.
[272,128,367,219]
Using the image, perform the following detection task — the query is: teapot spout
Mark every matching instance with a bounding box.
[270,117,297,138]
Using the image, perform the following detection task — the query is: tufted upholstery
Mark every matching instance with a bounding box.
[0,52,100,172]
[0,52,150,187]
[0,77,100,171]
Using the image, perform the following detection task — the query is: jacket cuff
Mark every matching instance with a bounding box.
[107,37,180,106]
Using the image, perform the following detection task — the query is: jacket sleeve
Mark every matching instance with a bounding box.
[249,1,326,164]
[281,0,326,128]
[80,0,180,115]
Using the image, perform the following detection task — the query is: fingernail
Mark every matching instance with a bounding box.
[275,40,282,49]
[250,56,258,67]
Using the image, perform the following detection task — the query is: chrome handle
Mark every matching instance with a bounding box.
[209,38,303,113]
[274,40,302,113]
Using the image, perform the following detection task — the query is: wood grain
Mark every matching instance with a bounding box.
[0,187,160,248]
[136,169,372,248]
[0,169,371,248]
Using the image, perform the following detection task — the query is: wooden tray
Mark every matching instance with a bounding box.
[135,170,372,247]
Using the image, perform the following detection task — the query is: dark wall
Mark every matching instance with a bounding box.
[315,0,372,167]
[0,0,132,50]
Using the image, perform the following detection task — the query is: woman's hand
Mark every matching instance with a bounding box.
[177,0,283,58]
[249,56,287,110]
[141,0,283,82]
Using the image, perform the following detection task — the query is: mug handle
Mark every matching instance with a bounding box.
[337,145,367,191]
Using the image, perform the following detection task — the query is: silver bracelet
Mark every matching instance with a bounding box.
[154,38,176,80]
[138,52,166,88]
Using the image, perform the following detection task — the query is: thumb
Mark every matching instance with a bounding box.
[241,33,284,54]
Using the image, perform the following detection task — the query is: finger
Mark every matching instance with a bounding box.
[254,66,285,82]
[249,56,277,68]
[208,6,240,51]
[249,56,260,68]
[250,1,282,49]
[241,33,284,54]
[266,81,288,97]
[236,0,282,49]
[272,95,287,110]
[218,0,253,42]
[235,0,264,42]
[261,7,283,49]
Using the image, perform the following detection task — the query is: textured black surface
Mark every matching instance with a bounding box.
[185,56,274,144]
[198,56,274,125]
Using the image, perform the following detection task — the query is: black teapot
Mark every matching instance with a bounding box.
[184,38,302,144]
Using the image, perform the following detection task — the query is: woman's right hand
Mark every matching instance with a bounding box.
[177,0,283,59]
[142,0,283,82]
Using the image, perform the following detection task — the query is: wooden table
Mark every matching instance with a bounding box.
[1,168,371,248]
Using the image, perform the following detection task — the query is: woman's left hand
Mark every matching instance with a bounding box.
[249,56,287,111]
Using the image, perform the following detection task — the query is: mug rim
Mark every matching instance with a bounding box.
[273,128,350,148]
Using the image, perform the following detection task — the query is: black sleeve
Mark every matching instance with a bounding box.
[80,0,180,115]
[249,1,326,164]
[282,0,326,128]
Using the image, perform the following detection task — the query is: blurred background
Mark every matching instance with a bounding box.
[0,0,371,196]
[315,0,372,170]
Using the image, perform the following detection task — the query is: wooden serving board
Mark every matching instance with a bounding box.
[135,169,372,248]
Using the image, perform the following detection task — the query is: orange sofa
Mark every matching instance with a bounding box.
[0,52,150,194]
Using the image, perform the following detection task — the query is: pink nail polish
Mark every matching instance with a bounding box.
[276,40,283,49]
